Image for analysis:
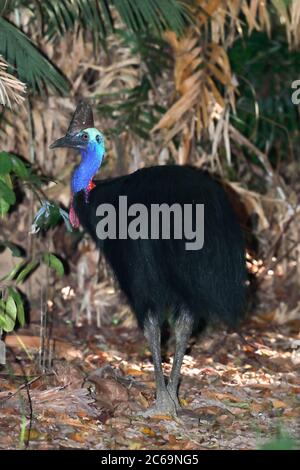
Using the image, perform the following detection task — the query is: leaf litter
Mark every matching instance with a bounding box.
[0,312,299,450]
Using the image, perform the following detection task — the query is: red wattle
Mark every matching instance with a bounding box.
[69,193,80,228]
[87,179,96,192]
[69,180,95,228]
[69,205,80,228]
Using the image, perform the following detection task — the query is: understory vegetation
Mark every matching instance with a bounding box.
[0,0,299,450]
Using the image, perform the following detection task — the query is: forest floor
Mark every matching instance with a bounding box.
[0,306,300,450]
[0,180,299,450]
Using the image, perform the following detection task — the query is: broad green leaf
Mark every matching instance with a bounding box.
[0,179,16,205]
[0,173,13,187]
[8,287,25,327]
[11,156,29,179]
[6,296,17,317]
[0,172,14,216]
[43,253,64,277]
[0,314,8,330]
[44,205,61,227]
[0,197,10,217]
[0,152,12,175]
[4,296,17,332]
[16,260,39,283]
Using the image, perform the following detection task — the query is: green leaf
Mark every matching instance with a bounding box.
[43,253,64,277]
[0,172,13,187]
[223,401,250,409]
[31,201,68,233]
[10,156,29,179]
[16,260,39,283]
[0,299,6,313]
[25,170,44,188]
[0,259,27,281]
[0,241,24,257]
[0,197,10,217]
[0,179,16,205]
[0,300,10,330]
[0,313,8,330]
[0,152,12,175]
[0,173,14,216]
[6,296,17,316]
[3,296,17,332]
[7,287,25,327]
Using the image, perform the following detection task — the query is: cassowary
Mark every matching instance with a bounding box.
[50,102,246,416]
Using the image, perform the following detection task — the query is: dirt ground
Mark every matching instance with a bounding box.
[0,309,299,450]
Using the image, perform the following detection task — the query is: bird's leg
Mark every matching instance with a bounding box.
[167,309,193,406]
[143,312,177,416]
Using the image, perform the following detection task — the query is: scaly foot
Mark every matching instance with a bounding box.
[139,391,179,418]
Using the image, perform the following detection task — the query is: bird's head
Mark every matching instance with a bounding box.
[49,101,105,154]
[50,126,104,153]
[50,101,105,196]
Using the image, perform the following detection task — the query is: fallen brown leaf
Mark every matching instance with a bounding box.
[140,426,156,437]
[91,378,129,406]
[270,398,287,409]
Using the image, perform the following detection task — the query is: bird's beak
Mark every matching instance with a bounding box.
[49,134,84,150]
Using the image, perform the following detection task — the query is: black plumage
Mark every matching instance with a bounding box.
[74,166,246,329]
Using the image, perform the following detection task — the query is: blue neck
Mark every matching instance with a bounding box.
[71,142,104,193]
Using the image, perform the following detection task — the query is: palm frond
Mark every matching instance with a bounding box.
[86,30,169,139]
[0,55,26,108]
[0,17,69,95]
[23,0,190,43]
[153,31,235,140]
[97,76,162,139]
[113,0,189,34]
[38,0,110,45]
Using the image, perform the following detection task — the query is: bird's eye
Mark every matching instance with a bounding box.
[96,134,102,144]
[81,133,88,141]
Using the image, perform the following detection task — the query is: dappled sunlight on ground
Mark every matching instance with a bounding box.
[0,314,299,449]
